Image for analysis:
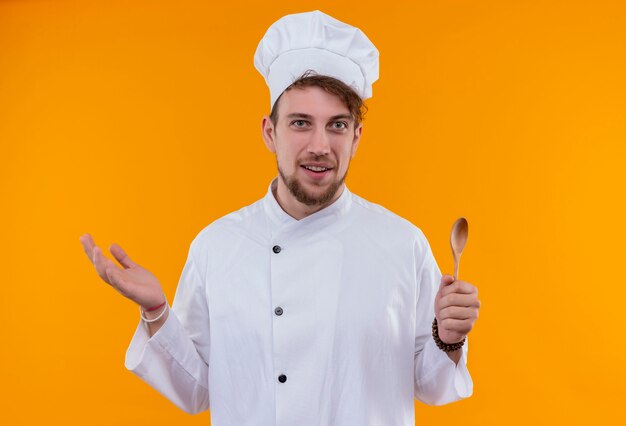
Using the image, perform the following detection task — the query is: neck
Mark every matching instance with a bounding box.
[273,178,345,220]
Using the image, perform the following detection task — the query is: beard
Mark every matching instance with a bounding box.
[278,161,348,207]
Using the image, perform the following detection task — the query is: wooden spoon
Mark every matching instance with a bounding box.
[450,217,469,280]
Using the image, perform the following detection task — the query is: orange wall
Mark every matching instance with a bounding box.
[1,1,624,425]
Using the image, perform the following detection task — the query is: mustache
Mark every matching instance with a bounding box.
[298,157,336,167]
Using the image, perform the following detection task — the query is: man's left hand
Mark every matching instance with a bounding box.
[434,274,480,345]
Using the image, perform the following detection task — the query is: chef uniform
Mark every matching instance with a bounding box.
[125,10,473,426]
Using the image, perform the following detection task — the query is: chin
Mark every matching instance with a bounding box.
[279,164,347,207]
[297,179,343,206]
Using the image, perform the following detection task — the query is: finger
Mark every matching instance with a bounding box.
[92,246,109,283]
[93,246,120,285]
[109,243,137,269]
[441,280,478,298]
[438,293,481,310]
[80,233,96,264]
[438,305,478,321]
[439,317,474,334]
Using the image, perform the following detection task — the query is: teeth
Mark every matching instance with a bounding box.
[304,166,329,172]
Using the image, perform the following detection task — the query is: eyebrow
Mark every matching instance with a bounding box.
[286,113,354,122]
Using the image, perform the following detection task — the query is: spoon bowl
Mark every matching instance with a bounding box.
[450,217,469,280]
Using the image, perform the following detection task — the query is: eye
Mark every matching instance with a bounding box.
[331,121,348,130]
[291,120,308,128]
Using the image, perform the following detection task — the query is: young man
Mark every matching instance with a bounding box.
[80,10,479,425]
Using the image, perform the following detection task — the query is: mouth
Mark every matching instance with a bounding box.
[300,164,334,179]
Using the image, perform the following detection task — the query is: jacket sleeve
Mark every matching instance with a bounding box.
[413,231,473,405]
[124,249,211,414]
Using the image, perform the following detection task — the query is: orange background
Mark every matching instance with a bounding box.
[1,0,625,425]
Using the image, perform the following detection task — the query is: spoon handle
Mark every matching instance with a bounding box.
[453,258,459,281]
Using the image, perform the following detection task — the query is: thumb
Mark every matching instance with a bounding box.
[109,243,137,269]
[439,274,455,290]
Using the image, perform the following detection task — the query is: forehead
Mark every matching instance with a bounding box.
[277,86,350,119]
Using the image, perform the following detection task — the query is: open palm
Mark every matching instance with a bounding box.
[80,233,164,309]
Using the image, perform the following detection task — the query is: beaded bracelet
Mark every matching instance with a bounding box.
[432,317,465,352]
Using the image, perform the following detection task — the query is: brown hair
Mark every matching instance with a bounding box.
[269,71,367,126]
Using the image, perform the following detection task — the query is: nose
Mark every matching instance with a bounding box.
[307,127,331,156]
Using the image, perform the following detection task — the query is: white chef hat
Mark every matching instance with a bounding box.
[254,10,380,108]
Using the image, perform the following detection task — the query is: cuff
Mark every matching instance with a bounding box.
[124,308,179,375]
[422,336,473,399]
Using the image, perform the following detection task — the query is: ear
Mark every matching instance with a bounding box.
[350,123,362,158]
[261,116,276,153]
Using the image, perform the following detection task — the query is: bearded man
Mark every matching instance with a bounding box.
[80,10,480,426]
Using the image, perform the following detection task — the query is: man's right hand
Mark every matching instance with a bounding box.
[79,233,166,311]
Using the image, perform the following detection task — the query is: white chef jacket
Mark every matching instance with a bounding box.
[125,179,473,425]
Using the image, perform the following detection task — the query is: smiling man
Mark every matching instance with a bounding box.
[80,10,480,426]
[263,74,363,218]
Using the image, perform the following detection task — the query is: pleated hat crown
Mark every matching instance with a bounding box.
[254,10,380,108]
